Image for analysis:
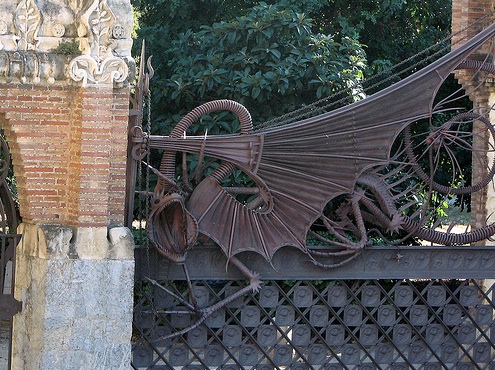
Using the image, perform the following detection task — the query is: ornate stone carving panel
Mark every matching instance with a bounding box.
[0,50,67,84]
[0,0,134,86]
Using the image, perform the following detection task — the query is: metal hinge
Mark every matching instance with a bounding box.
[0,294,22,320]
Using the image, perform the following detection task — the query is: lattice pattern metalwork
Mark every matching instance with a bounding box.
[132,278,495,369]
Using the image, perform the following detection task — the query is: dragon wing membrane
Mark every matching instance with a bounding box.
[183,23,495,262]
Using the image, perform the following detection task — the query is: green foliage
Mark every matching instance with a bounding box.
[51,40,81,55]
[132,0,256,84]
[162,2,366,125]
[132,225,148,246]
[276,0,453,93]
[132,1,367,207]
[132,0,454,132]
[297,0,452,62]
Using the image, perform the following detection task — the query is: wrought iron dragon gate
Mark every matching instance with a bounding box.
[130,21,495,369]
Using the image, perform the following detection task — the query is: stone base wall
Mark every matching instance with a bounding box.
[12,224,134,369]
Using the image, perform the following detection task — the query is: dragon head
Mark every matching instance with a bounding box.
[147,192,198,263]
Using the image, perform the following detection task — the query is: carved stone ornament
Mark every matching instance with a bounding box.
[87,0,115,61]
[0,0,134,86]
[69,54,128,86]
[0,51,66,84]
[52,23,66,38]
[112,24,125,39]
[0,21,8,35]
[66,0,131,86]
[14,0,42,51]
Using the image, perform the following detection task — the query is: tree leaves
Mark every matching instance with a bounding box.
[134,0,451,135]
[160,2,365,128]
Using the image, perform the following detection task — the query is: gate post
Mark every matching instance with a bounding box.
[0,0,135,368]
[452,0,495,234]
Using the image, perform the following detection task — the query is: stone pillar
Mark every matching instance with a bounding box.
[12,225,134,369]
[0,0,135,368]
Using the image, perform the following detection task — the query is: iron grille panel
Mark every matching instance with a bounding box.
[132,278,495,369]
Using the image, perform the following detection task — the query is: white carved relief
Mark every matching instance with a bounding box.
[69,54,128,86]
[39,53,56,84]
[112,24,125,39]
[14,0,42,51]
[52,23,66,37]
[0,0,133,86]
[0,51,62,84]
[88,0,115,59]
[0,53,8,78]
[0,21,8,35]
[68,0,98,55]
[67,0,130,86]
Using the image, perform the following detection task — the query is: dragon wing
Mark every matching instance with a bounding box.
[182,23,495,262]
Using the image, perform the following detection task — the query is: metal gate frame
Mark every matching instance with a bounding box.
[1,234,21,370]
[0,134,21,370]
[131,246,495,369]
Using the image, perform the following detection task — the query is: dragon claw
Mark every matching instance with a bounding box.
[250,272,263,293]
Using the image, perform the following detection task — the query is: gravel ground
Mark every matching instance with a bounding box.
[0,321,10,370]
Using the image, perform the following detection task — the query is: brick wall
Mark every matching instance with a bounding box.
[452,0,494,91]
[0,84,129,227]
[452,0,495,231]
[452,0,493,39]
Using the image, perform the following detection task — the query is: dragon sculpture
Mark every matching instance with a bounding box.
[131,22,495,336]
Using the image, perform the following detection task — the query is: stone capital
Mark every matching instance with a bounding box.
[0,0,135,87]
[17,223,134,260]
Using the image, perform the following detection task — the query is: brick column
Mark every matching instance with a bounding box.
[0,0,135,368]
[66,87,128,227]
[452,0,495,235]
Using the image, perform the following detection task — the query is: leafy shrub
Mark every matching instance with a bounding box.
[159,2,366,129]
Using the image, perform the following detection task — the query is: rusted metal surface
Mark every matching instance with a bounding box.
[0,239,20,318]
[0,133,21,321]
[142,23,495,268]
[0,288,21,321]
[135,245,495,281]
[125,41,154,229]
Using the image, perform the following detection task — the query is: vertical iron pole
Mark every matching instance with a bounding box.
[125,41,150,228]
